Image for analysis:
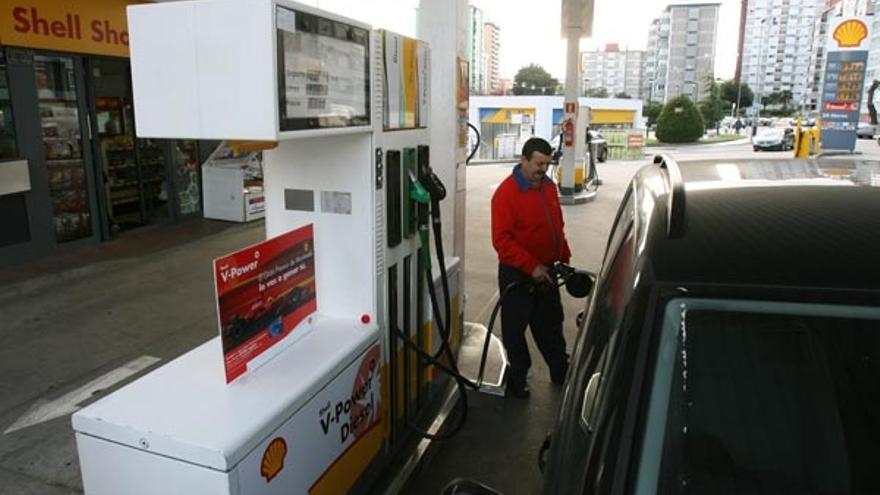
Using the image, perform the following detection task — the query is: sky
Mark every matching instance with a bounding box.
[303,0,741,81]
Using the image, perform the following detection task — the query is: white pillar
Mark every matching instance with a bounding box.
[560,27,581,196]
[418,0,468,277]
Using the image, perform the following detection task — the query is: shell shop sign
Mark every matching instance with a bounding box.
[1,1,144,58]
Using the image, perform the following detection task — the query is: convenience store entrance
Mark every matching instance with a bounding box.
[86,57,170,236]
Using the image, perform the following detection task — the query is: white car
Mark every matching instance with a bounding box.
[752,127,795,151]
[857,122,877,139]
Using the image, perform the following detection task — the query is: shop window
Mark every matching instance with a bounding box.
[0,51,16,160]
[35,55,92,243]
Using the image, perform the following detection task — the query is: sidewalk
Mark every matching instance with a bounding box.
[0,218,246,289]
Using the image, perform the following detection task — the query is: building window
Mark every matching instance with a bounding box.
[0,50,17,160]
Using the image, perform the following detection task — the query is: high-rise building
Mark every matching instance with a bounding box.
[645,3,721,103]
[467,5,486,95]
[581,44,646,98]
[738,0,826,114]
[483,22,501,94]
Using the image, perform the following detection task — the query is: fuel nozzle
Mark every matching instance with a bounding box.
[549,262,595,298]
[407,169,430,205]
[417,145,446,202]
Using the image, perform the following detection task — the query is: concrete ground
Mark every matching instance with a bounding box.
[1,137,878,495]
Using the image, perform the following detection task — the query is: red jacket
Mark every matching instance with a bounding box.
[491,166,571,275]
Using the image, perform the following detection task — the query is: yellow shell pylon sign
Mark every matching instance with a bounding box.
[833,19,868,48]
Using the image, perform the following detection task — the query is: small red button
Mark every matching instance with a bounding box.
[361,314,371,324]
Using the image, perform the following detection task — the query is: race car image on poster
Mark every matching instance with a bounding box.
[214,225,317,382]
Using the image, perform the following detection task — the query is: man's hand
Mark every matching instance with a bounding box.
[531,264,554,285]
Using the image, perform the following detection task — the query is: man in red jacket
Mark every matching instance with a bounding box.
[491,137,572,399]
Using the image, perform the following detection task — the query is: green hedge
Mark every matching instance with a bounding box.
[655,96,704,143]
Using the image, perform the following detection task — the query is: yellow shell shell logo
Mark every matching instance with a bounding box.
[260,437,288,482]
[834,19,868,48]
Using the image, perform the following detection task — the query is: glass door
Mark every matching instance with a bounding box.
[35,54,94,243]
[137,137,170,223]
[172,139,202,217]
[90,57,170,235]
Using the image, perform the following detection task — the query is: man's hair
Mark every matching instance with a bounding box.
[521,137,553,160]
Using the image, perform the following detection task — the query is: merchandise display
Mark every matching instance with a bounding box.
[97,94,170,231]
[0,52,16,160]
[36,55,92,243]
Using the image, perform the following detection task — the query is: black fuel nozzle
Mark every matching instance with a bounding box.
[549,262,595,298]
[417,145,446,202]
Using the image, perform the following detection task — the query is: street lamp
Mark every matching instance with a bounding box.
[756,16,778,120]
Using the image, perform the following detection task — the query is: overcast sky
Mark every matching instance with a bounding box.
[305,0,741,81]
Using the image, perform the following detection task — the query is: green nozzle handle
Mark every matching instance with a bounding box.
[408,170,431,204]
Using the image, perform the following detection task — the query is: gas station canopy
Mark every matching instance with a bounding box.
[561,0,594,38]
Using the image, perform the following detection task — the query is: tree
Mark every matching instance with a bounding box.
[584,87,609,98]
[644,100,664,127]
[762,90,794,116]
[513,64,560,95]
[698,76,726,131]
[655,95,705,143]
[720,80,754,115]
[614,92,632,99]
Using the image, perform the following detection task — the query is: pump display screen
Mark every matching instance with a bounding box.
[276,6,370,131]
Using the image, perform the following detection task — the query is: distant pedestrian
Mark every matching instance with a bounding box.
[734,118,744,135]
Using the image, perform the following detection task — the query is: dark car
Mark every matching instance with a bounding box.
[444,156,880,494]
[552,130,608,164]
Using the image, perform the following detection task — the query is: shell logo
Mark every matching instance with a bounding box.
[260,437,288,482]
[833,19,868,48]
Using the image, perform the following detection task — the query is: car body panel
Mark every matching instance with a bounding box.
[541,158,880,494]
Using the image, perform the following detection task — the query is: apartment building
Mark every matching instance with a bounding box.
[738,0,826,112]
[467,5,486,95]
[645,3,721,103]
[582,44,646,98]
[484,22,501,94]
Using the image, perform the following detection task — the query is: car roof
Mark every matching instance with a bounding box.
[634,157,880,291]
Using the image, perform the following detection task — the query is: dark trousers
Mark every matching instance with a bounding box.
[498,264,568,386]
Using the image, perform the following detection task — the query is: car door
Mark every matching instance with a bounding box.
[543,187,639,493]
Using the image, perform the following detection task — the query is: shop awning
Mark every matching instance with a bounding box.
[591,109,636,125]
[480,108,536,124]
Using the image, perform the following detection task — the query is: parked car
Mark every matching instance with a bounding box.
[551,130,608,165]
[752,127,795,151]
[857,122,877,139]
[443,156,880,495]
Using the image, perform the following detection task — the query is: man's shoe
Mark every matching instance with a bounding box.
[506,382,530,399]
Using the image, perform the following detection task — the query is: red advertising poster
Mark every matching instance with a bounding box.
[214,225,317,383]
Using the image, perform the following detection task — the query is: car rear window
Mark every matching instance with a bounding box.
[636,299,880,495]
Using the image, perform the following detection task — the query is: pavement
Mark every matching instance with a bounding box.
[2,137,879,495]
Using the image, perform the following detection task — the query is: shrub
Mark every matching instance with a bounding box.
[655,96,705,143]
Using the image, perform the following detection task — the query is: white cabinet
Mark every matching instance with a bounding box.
[73,320,381,495]
[202,144,264,222]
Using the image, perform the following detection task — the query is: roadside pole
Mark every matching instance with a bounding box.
[560,0,594,205]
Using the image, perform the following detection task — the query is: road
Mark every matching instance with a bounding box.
[1,136,878,494]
